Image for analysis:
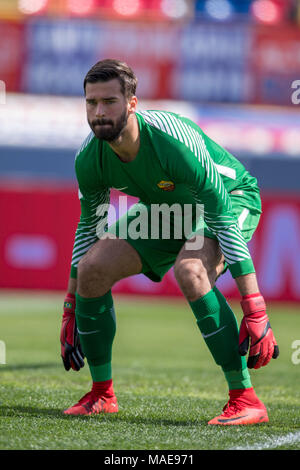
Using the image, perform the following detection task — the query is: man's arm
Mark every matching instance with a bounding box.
[164,128,254,280]
[70,186,110,279]
[235,272,259,296]
[61,166,110,371]
[67,277,77,296]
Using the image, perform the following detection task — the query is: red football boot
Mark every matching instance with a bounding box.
[63,391,118,416]
[208,387,269,425]
[63,379,118,416]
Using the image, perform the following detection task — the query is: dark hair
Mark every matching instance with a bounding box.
[84,59,137,98]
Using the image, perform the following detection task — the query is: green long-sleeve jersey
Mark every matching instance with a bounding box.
[71,110,261,279]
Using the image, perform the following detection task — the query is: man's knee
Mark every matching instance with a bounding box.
[76,238,142,298]
[77,250,115,297]
[174,259,209,288]
[78,254,111,283]
[174,256,223,301]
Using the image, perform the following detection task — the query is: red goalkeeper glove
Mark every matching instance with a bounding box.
[60,293,85,371]
[239,293,279,369]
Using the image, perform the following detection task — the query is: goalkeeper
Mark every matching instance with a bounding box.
[60,59,279,425]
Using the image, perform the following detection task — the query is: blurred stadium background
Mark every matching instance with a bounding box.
[1,0,300,304]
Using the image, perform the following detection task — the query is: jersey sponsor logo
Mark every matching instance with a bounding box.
[157,180,175,192]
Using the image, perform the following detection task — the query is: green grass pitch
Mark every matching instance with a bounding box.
[0,291,299,450]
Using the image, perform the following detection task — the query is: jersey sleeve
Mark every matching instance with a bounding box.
[70,186,110,278]
[70,138,110,278]
[163,123,255,279]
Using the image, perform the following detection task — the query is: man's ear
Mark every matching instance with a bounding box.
[128,95,138,114]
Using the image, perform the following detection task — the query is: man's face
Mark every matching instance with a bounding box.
[85,79,130,142]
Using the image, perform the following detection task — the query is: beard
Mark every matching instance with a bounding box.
[89,109,128,142]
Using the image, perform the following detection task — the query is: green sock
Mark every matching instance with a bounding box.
[189,287,251,390]
[75,290,116,382]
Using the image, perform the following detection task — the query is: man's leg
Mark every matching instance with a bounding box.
[174,236,251,390]
[77,236,143,298]
[64,237,142,415]
[174,236,268,425]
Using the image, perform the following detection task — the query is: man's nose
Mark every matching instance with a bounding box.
[95,103,105,117]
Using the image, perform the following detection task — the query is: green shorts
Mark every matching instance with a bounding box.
[107,190,261,283]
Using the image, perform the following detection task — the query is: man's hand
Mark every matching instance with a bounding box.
[60,293,85,371]
[239,293,279,369]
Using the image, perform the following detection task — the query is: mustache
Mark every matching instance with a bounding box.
[92,119,113,126]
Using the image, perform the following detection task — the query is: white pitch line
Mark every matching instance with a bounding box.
[229,431,300,450]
